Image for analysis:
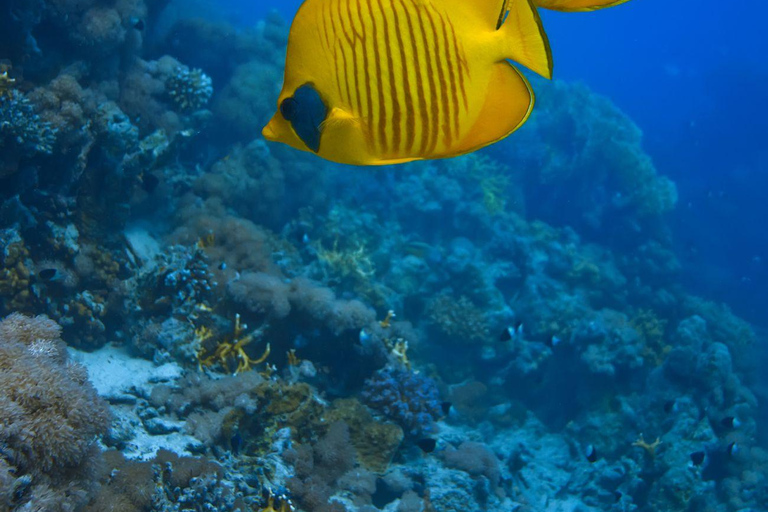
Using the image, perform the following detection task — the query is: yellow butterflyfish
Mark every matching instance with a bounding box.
[263,0,630,165]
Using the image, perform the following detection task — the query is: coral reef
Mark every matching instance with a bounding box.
[0,4,764,512]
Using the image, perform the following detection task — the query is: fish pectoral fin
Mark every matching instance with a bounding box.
[453,62,534,156]
[319,107,361,131]
[499,0,553,79]
[535,0,632,12]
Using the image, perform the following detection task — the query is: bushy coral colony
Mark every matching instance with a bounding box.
[0,2,765,512]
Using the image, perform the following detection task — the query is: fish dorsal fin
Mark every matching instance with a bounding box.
[499,0,553,78]
[436,0,515,31]
[536,0,632,11]
[496,0,512,28]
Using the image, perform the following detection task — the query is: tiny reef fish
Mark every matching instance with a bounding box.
[264,0,632,165]
[416,438,437,453]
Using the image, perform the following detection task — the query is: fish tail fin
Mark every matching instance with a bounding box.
[498,0,553,79]
[535,0,632,12]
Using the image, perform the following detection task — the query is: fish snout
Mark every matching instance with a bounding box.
[262,117,279,141]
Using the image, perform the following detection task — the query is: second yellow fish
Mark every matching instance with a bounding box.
[263,0,628,165]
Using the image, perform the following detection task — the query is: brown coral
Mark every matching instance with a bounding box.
[426,293,489,343]
[0,242,34,314]
[0,313,110,511]
[324,398,404,473]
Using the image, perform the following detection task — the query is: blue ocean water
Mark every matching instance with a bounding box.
[1,0,767,511]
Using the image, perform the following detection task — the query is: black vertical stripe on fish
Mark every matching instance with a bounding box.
[365,0,387,154]
[392,1,414,153]
[446,17,469,112]
[377,1,401,154]
[333,0,353,94]
[398,0,427,155]
[333,45,345,101]
[355,0,374,142]
[340,44,354,106]
[426,7,453,148]
[321,2,344,100]
[337,1,357,109]
[438,10,461,142]
[423,5,443,154]
[416,5,439,155]
[344,0,365,119]
[321,1,333,52]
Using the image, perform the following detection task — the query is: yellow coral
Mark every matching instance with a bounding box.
[631,309,670,366]
[196,232,216,249]
[260,494,295,512]
[461,154,513,216]
[286,348,301,366]
[196,314,270,374]
[317,238,375,279]
[379,309,395,328]
[387,338,410,370]
[0,68,15,99]
[0,242,33,313]
[324,398,404,473]
[480,174,510,216]
[633,434,662,457]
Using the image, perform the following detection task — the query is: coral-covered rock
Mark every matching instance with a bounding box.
[362,367,442,437]
[325,398,404,473]
[0,91,56,177]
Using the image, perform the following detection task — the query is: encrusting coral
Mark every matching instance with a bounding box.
[0,91,57,177]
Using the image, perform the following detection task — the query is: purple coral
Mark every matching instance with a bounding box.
[362,368,441,437]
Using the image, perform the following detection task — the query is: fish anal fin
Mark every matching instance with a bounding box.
[536,0,632,11]
[452,62,533,156]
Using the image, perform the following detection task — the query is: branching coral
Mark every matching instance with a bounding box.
[196,314,271,374]
[317,238,376,280]
[632,434,662,458]
[0,69,15,99]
